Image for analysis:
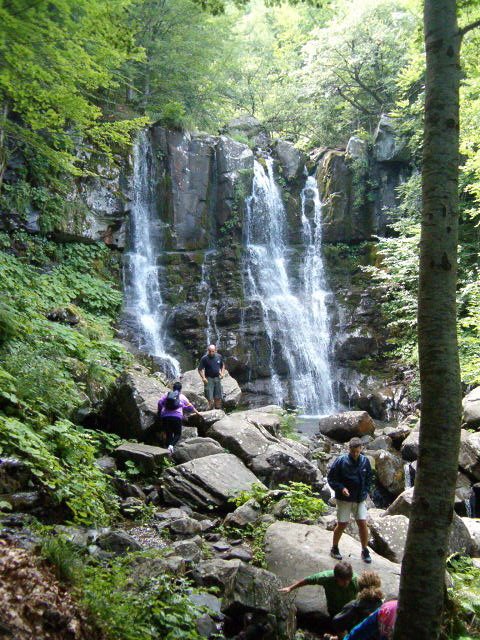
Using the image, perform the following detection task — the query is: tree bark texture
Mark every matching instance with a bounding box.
[393,2,462,639]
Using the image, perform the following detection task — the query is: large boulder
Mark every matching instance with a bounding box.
[274,140,306,182]
[462,386,480,429]
[162,453,263,511]
[369,514,410,563]
[172,437,225,464]
[223,115,269,147]
[113,443,169,474]
[385,488,474,555]
[207,411,318,487]
[191,558,242,589]
[0,458,32,494]
[222,562,296,640]
[180,370,242,411]
[265,521,400,622]
[373,115,410,163]
[99,367,168,439]
[373,450,405,496]
[461,518,480,556]
[318,411,375,443]
[459,429,480,481]
[400,427,420,461]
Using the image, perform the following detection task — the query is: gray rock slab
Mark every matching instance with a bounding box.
[162,453,264,511]
[100,367,168,439]
[172,437,225,464]
[369,514,409,563]
[318,411,375,443]
[459,430,480,480]
[221,562,296,640]
[191,558,242,588]
[462,386,480,429]
[265,521,400,618]
[373,450,405,496]
[207,412,317,487]
[113,442,169,474]
[385,488,474,555]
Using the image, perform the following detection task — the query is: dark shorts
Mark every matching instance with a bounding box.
[204,376,223,400]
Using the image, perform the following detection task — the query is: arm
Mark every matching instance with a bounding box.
[182,396,201,415]
[328,458,349,497]
[198,358,207,384]
[344,610,380,640]
[157,395,166,414]
[278,577,309,594]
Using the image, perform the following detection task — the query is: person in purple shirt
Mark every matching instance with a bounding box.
[158,382,200,454]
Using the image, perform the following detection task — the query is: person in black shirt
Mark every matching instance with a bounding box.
[198,344,225,409]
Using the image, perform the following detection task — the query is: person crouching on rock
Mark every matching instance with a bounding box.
[328,571,384,639]
[278,561,358,623]
[327,437,373,564]
[157,382,200,455]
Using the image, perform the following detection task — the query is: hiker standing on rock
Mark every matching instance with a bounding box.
[158,381,200,455]
[328,437,373,564]
[198,344,225,410]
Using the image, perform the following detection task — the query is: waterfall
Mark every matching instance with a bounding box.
[244,157,335,414]
[200,249,220,346]
[123,131,180,378]
[404,462,413,489]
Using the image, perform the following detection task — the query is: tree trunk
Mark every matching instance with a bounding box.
[393,1,461,639]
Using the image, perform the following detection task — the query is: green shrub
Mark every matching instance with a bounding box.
[80,552,204,640]
[0,233,129,420]
[40,535,84,584]
[278,482,327,522]
[443,555,480,640]
[279,411,299,440]
[0,416,119,525]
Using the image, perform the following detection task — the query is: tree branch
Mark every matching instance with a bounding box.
[458,19,480,39]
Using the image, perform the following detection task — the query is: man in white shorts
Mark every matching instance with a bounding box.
[327,437,373,563]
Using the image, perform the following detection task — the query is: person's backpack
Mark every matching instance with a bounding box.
[165,390,181,410]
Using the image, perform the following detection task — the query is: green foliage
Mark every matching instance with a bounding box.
[278,482,327,521]
[279,411,299,440]
[365,174,480,387]
[443,555,480,640]
[40,535,85,584]
[80,551,204,640]
[0,0,146,184]
[0,416,119,525]
[0,233,128,419]
[231,482,271,508]
[39,534,207,640]
[230,481,326,523]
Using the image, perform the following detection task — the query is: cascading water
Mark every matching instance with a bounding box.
[123,131,180,378]
[244,157,335,414]
[200,249,220,346]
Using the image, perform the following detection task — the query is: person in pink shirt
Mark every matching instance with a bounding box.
[158,382,200,454]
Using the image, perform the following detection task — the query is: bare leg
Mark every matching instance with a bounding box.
[332,522,348,547]
[356,519,369,548]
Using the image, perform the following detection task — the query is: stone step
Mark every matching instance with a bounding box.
[113,443,169,474]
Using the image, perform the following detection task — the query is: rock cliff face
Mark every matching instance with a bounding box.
[54,117,411,410]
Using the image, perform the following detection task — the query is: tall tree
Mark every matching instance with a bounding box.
[393,1,480,638]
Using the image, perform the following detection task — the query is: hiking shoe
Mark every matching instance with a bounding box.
[330,545,342,560]
[167,445,174,456]
[362,548,372,563]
